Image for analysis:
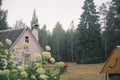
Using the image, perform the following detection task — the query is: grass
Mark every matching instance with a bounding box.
[61,63,106,80]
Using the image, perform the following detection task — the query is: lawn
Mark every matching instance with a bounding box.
[61,63,106,80]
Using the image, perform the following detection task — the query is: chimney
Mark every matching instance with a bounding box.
[32,24,39,41]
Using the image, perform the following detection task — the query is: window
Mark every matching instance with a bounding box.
[25,36,29,43]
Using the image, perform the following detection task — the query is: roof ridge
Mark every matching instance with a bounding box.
[0,27,27,32]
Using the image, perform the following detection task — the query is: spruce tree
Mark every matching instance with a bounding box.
[39,24,48,49]
[113,0,120,13]
[63,21,75,62]
[0,0,7,30]
[30,9,38,28]
[52,22,65,61]
[104,0,120,58]
[77,0,104,64]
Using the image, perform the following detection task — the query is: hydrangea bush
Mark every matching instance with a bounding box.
[0,39,68,80]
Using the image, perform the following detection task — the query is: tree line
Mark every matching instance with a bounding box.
[1,0,120,64]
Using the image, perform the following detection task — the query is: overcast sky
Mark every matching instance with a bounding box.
[2,0,111,31]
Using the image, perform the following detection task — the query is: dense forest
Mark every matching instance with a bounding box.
[1,0,120,64]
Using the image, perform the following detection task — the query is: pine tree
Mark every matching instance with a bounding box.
[104,0,120,58]
[30,9,38,28]
[62,21,75,62]
[99,2,110,60]
[52,22,65,61]
[113,0,120,13]
[62,31,71,62]
[99,3,108,29]
[39,24,48,49]
[77,0,104,64]
[0,0,7,30]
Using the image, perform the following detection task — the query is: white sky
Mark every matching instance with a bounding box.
[2,0,111,31]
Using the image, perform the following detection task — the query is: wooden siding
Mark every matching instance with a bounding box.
[100,47,120,73]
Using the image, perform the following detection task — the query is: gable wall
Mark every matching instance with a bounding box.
[100,48,120,73]
[12,29,42,64]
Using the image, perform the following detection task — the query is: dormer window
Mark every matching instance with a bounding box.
[25,36,29,43]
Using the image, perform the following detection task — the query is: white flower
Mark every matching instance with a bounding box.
[13,46,20,53]
[23,42,30,49]
[17,66,24,72]
[34,53,42,61]
[11,69,17,73]
[50,57,55,63]
[6,38,12,46]
[20,71,28,78]
[31,75,36,79]
[36,68,45,75]
[54,76,57,79]
[45,45,51,51]
[41,52,52,59]
[35,63,42,68]
[55,62,65,68]
[11,56,15,60]
[40,74,48,80]
[0,70,10,75]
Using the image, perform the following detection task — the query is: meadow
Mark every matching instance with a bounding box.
[62,63,106,80]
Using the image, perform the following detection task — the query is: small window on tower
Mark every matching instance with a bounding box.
[25,36,29,43]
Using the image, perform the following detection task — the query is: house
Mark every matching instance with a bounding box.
[0,24,42,64]
[100,46,120,80]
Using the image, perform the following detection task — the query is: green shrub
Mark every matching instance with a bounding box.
[0,39,67,80]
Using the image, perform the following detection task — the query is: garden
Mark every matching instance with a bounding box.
[0,39,68,80]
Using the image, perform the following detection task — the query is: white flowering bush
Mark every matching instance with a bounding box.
[45,45,51,51]
[0,39,67,80]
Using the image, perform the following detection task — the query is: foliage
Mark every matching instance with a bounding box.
[77,0,104,64]
[62,21,75,62]
[39,25,48,50]
[99,2,110,60]
[99,2,108,28]
[14,19,27,28]
[0,39,67,80]
[103,0,120,59]
[113,0,120,13]
[0,0,7,30]
[30,8,39,28]
[52,21,65,61]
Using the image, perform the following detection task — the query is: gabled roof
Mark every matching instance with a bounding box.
[0,27,42,51]
[0,28,25,49]
[100,46,120,74]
